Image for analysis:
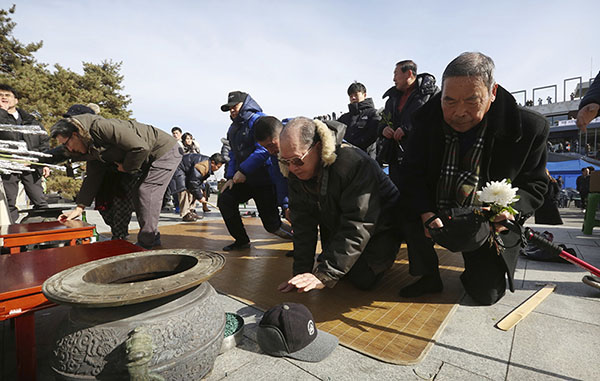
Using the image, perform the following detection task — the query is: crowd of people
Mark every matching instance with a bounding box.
[2,52,600,306]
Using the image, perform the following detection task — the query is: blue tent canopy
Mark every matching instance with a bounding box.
[547,159,600,189]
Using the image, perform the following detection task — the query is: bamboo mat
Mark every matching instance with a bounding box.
[153,218,465,364]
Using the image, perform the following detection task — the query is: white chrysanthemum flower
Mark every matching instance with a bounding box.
[476,179,519,207]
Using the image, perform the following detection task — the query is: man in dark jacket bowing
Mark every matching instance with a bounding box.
[400,52,548,305]
[338,82,381,159]
[277,117,402,293]
[168,153,226,221]
[50,114,182,249]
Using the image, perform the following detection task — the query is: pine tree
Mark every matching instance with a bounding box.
[0,5,132,130]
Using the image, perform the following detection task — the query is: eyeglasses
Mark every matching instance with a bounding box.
[62,134,75,151]
[279,142,317,167]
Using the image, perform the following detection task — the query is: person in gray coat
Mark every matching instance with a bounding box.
[50,114,182,249]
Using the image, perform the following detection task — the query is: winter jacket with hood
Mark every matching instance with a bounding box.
[286,119,401,288]
[377,73,439,164]
[224,94,272,186]
[338,97,380,155]
[64,114,177,206]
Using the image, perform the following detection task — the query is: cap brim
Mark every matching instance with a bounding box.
[286,329,338,362]
[221,103,234,112]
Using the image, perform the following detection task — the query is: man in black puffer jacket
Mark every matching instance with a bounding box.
[0,84,49,223]
[377,60,439,187]
[338,82,381,159]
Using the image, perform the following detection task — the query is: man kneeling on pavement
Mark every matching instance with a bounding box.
[278,117,403,293]
[400,52,548,305]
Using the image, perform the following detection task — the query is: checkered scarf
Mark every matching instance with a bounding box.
[436,122,487,209]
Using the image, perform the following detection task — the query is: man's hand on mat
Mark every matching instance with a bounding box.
[278,273,325,293]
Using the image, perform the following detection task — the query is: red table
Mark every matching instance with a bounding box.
[0,220,96,254]
[0,240,143,380]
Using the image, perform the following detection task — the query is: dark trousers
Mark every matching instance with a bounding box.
[345,226,402,290]
[403,218,513,305]
[217,182,281,243]
[133,145,183,247]
[2,172,47,223]
[401,217,439,276]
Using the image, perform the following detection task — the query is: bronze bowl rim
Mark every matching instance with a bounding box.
[42,248,225,308]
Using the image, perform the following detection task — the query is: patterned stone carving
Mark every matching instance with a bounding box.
[52,282,225,380]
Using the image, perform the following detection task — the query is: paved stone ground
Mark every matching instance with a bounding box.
[2,201,599,380]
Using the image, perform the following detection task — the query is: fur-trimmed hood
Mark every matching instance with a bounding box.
[278,119,346,177]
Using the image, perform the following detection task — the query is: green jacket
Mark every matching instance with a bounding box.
[68,114,177,206]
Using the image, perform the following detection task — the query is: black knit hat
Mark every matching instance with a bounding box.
[220,91,247,112]
[63,104,95,117]
[257,302,338,362]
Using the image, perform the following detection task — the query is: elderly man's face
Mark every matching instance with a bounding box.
[0,90,18,113]
[229,102,243,120]
[280,134,321,180]
[441,76,498,133]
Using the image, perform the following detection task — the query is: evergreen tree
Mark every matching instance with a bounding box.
[0,5,132,130]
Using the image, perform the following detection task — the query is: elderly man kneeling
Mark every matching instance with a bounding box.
[278,117,402,293]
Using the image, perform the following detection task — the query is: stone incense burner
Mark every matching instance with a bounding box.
[42,249,225,380]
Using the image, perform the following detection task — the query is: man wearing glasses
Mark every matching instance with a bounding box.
[50,114,182,249]
[277,117,403,293]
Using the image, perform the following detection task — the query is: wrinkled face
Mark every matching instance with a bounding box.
[279,135,321,180]
[229,102,243,120]
[258,135,280,155]
[185,135,193,145]
[441,76,497,133]
[393,66,412,91]
[349,91,366,104]
[210,161,223,172]
[172,130,182,140]
[0,90,18,112]
[56,132,88,154]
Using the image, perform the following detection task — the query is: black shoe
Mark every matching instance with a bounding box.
[399,274,443,298]
[223,241,250,251]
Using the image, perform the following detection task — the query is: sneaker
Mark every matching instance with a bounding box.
[190,210,203,220]
[182,212,197,222]
[223,241,250,251]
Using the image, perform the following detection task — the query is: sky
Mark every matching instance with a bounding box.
[9,0,600,157]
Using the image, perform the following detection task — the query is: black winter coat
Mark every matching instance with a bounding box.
[377,73,438,164]
[402,85,549,291]
[579,71,600,113]
[338,98,380,156]
[289,143,401,288]
[0,108,49,175]
[0,108,49,153]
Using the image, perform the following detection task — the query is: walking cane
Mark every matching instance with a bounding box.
[524,227,600,290]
